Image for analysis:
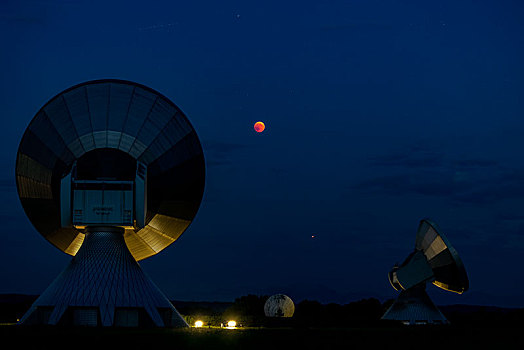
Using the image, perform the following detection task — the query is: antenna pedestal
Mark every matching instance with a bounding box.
[382,284,448,325]
[20,226,187,327]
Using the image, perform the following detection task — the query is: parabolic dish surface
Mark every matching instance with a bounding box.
[16,79,205,261]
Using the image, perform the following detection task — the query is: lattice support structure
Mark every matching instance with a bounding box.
[21,227,187,327]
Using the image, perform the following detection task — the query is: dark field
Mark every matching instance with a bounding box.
[1,324,521,350]
[2,295,523,349]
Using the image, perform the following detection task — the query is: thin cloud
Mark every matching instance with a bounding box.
[319,20,395,32]
[366,152,444,169]
[138,22,179,32]
[203,140,249,167]
[0,14,45,25]
[352,145,517,204]
[355,161,524,205]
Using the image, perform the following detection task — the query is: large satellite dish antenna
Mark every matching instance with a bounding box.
[17,79,205,327]
[382,219,469,325]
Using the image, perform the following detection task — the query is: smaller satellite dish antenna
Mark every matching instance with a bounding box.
[382,219,469,325]
[264,294,295,318]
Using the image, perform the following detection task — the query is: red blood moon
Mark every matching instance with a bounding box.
[254,121,265,133]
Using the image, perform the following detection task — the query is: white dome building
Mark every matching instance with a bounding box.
[264,294,295,318]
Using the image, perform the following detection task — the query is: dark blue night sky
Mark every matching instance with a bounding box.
[1,0,524,307]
